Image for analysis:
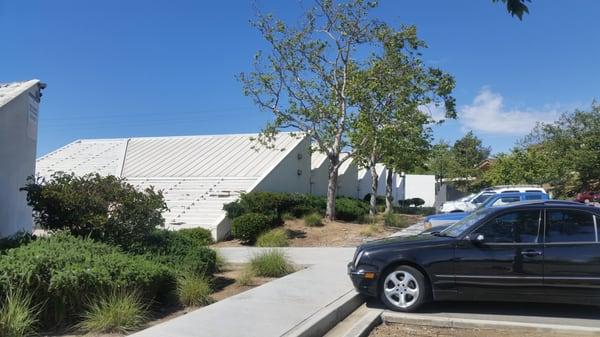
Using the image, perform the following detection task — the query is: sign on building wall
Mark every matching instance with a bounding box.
[27,92,39,141]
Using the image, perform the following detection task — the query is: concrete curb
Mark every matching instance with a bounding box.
[342,309,383,337]
[283,291,364,337]
[382,312,600,335]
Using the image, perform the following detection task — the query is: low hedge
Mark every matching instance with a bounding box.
[231,213,272,244]
[131,228,216,276]
[393,206,437,216]
[224,192,368,222]
[0,233,176,327]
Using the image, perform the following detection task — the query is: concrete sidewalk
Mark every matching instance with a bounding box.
[131,247,357,337]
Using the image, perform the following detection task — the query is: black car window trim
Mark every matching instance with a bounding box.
[542,208,600,245]
[466,209,543,245]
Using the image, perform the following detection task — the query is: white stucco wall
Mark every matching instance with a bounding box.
[252,136,311,194]
[0,81,42,238]
[310,155,328,197]
[358,165,436,206]
[337,159,358,198]
[403,174,436,207]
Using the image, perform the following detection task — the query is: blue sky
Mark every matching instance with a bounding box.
[2,0,599,156]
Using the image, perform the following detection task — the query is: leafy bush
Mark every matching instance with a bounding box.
[335,198,369,222]
[135,229,217,276]
[231,213,272,244]
[0,233,175,326]
[79,290,148,334]
[176,274,213,307]
[393,206,437,216]
[0,290,41,337]
[256,228,289,247]
[178,227,214,245]
[411,198,425,207]
[303,213,323,227]
[224,192,326,221]
[250,249,294,277]
[384,213,410,228]
[21,173,168,248]
[362,194,387,205]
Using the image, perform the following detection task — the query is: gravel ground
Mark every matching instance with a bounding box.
[369,322,573,337]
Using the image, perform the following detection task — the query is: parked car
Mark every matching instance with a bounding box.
[575,191,600,203]
[348,200,600,312]
[422,191,549,233]
[439,185,546,213]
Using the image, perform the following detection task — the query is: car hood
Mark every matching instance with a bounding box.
[359,233,452,251]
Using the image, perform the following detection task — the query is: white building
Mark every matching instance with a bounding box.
[36,133,310,240]
[310,152,358,198]
[0,80,45,238]
[358,165,436,207]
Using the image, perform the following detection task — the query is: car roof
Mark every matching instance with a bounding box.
[493,200,600,212]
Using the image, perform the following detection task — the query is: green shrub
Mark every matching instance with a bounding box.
[21,173,168,249]
[223,192,326,220]
[134,229,217,276]
[250,250,294,277]
[0,290,41,337]
[231,213,272,244]
[303,213,323,227]
[79,290,148,334]
[256,228,289,247]
[0,231,35,253]
[362,194,387,205]
[178,227,214,245]
[335,198,369,222]
[0,233,175,326]
[393,206,436,216]
[176,274,213,307]
[384,213,410,228]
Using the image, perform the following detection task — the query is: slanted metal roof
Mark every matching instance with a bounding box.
[0,80,40,107]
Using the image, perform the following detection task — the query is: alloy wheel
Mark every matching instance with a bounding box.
[383,270,420,309]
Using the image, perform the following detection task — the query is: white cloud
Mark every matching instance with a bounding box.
[460,88,559,135]
[419,103,447,123]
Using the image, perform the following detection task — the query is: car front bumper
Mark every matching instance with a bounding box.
[347,262,378,297]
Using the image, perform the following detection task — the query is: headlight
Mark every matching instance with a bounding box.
[354,250,365,268]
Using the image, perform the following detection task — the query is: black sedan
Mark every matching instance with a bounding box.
[348,200,600,312]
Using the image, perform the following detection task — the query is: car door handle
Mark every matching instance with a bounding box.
[521,250,542,257]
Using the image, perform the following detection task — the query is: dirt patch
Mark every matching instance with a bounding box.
[369,322,567,337]
[213,215,422,248]
[45,264,274,337]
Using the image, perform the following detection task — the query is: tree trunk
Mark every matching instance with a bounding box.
[369,163,378,216]
[326,155,340,221]
[385,169,394,214]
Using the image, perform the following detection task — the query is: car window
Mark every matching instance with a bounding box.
[545,210,597,243]
[442,208,494,237]
[489,196,521,207]
[525,194,543,200]
[475,210,541,243]
[472,193,494,204]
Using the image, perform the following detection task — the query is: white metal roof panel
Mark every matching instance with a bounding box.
[122,133,302,178]
[0,80,39,108]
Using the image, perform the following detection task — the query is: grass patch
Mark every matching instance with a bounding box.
[237,267,255,286]
[384,213,411,228]
[176,273,214,307]
[303,213,323,227]
[250,249,294,277]
[360,223,380,237]
[0,290,41,337]
[256,228,289,247]
[79,290,149,334]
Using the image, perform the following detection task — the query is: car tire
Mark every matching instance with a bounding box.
[379,265,428,312]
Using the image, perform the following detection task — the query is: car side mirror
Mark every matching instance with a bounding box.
[468,233,485,244]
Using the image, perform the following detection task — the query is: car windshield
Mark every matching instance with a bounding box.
[472,193,494,204]
[441,208,493,237]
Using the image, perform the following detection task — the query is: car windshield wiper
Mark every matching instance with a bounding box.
[431,231,452,238]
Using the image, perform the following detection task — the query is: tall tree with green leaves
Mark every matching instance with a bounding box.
[492,0,531,20]
[451,131,491,191]
[427,140,456,186]
[239,0,382,220]
[350,25,456,215]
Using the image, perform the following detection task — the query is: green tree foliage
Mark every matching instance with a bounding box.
[427,140,456,185]
[349,25,456,214]
[486,105,600,197]
[451,131,491,191]
[21,173,168,249]
[240,0,390,220]
[492,0,531,20]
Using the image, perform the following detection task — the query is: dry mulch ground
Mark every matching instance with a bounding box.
[370,322,568,337]
[213,215,422,248]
